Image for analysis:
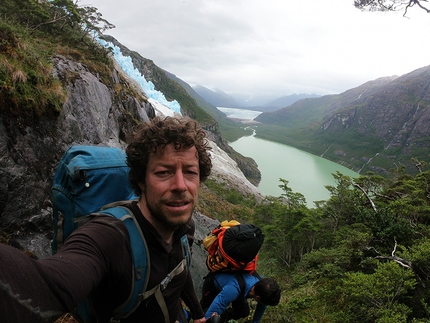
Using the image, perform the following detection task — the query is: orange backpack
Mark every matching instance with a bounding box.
[203,220,264,274]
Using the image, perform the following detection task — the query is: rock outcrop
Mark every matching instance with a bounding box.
[1,55,150,232]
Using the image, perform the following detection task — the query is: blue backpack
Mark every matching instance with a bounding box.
[51,145,191,323]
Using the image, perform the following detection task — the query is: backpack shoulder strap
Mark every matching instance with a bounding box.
[234,271,262,300]
[140,234,190,323]
[99,203,191,323]
[252,271,262,281]
[95,204,150,322]
[234,272,247,299]
[181,234,191,268]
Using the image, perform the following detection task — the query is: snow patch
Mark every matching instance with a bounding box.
[149,98,178,117]
[208,141,262,198]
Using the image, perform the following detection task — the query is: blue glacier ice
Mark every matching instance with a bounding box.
[96,37,181,115]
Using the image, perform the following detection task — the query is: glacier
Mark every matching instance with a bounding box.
[96,37,181,115]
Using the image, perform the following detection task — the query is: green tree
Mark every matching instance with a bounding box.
[254,180,321,267]
[385,171,430,234]
[323,172,358,233]
[254,197,300,267]
[291,208,324,258]
[278,178,307,209]
[31,0,80,32]
[342,261,417,322]
[1,0,51,28]
[77,5,115,40]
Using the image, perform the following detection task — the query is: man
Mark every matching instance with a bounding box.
[0,116,210,323]
[200,272,281,323]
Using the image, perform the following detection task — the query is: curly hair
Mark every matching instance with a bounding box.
[126,115,212,195]
[254,278,281,306]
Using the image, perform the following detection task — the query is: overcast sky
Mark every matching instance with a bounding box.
[84,0,430,98]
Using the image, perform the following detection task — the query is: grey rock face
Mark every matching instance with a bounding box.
[0,55,153,232]
[191,213,221,297]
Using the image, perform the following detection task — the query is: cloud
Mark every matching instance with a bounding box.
[84,0,430,97]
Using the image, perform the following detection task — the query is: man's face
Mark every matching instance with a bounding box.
[138,144,200,229]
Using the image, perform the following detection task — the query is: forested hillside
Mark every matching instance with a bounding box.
[2,1,430,323]
[232,171,430,322]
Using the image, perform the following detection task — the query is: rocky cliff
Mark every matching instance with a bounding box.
[1,55,149,232]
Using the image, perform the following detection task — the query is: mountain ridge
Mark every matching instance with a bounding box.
[254,68,430,174]
[193,85,321,112]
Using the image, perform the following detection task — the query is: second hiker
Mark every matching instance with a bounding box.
[200,272,281,323]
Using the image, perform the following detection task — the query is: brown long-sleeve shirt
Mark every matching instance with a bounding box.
[0,201,204,322]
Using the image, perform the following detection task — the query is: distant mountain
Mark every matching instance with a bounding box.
[163,73,226,121]
[255,77,398,128]
[193,85,320,112]
[193,85,241,108]
[255,67,430,175]
[265,93,321,109]
[233,93,282,109]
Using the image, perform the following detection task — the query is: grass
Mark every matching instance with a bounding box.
[0,1,119,125]
[197,177,259,224]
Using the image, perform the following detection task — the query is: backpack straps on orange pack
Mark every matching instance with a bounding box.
[203,220,264,274]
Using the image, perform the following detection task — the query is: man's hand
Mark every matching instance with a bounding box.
[192,318,206,323]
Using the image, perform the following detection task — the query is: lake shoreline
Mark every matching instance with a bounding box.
[218,107,359,206]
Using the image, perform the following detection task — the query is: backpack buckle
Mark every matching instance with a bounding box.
[160,274,172,290]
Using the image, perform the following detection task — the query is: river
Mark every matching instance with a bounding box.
[219,107,359,206]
